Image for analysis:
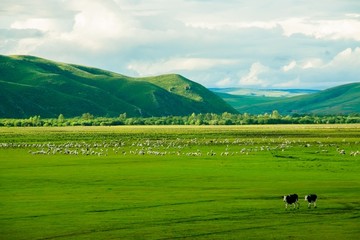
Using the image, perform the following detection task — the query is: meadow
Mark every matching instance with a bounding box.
[0,125,359,239]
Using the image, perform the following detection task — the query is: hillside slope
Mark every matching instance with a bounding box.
[213,92,279,113]
[218,83,360,115]
[0,55,237,118]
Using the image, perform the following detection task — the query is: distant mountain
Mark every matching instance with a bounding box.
[0,55,237,118]
[213,83,360,115]
[210,88,319,98]
[213,92,279,112]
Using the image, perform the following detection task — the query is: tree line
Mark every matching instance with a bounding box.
[1,111,360,127]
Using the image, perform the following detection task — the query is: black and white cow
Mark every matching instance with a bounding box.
[305,194,317,208]
[283,194,299,209]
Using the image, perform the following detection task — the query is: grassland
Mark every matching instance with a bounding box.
[0,125,359,239]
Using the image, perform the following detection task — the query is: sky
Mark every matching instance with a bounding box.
[1,0,360,89]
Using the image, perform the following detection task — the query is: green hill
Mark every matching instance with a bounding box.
[217,83,360,115]
[214,92,279,112]
[0,55,237,118]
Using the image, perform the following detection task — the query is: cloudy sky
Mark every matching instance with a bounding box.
[1,0,360,89]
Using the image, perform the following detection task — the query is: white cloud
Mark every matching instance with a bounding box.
[128,58,238,76]
[185,20,278,30]
[1,0,359,90]
[216,77,234,87]
[298,47,360,70]
[277,47,360,89]
[280,18,360,41]
[10,38,45,54]
[346,13,360,18]
[239,62,270,87]
[282,60,297,72]
[235,47,360,89]
[301,59,324,69]
[328,47,360,67]
[58,0,139,51]
[11,18,55,32]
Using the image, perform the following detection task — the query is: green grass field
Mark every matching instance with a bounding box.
[1,125,359,239]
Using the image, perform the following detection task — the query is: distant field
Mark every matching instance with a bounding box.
[1,125,359,239]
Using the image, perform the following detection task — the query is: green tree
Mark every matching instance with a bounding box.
[30,115,42,126]
[57,114,65,125]
[82,113,94,120]
[119,113,127,120]
[271,110,281,119]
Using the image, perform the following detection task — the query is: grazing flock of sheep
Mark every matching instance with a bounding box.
[0,137,358,158]
[1,137,357,212]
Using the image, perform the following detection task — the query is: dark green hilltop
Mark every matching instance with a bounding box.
[0,55,237,118]
[216,82,360,115]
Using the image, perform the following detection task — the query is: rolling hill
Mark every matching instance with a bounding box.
[0,55,237,118]
[214,83,360,115]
